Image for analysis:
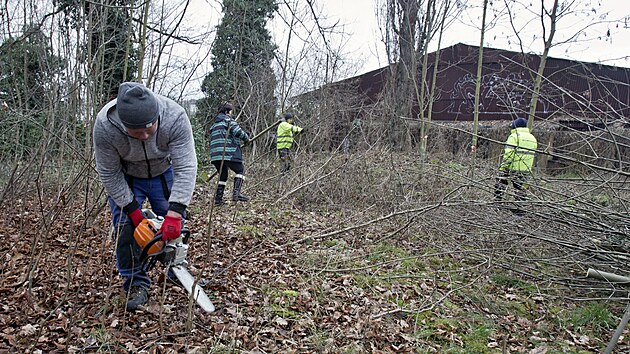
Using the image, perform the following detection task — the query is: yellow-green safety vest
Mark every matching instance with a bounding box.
[276,121,303,150]
[500,127,538,172]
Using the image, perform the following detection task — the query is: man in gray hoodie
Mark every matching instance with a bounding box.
[93,82,197,311]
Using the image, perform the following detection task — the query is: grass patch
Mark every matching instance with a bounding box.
[353,273,392,291]
[304,331,332,352]
[446,161,465,171]
[555,171,582,179]
[491,273,536,292]
[365,243,408,263]
[462,324,496,353]
[236,224,264,238]
[569,302,615,333]
[417,316,462,345]
[87,323,119,350]
[400,257,425,272]
[491,273,523,288]
[263,287,304,319]
[321,238,347,248]
[282,289,300,297]
[188,205,204,216]
[268,209,288,225]
[591,194,610,207]
[270,303,300,319]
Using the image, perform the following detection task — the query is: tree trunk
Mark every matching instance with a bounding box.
[137,0,151,82]
[527,0,558,130]
[471,0,488,153]
[421,0,450,162]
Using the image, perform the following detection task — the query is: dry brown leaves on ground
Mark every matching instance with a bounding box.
[0,190,628,353]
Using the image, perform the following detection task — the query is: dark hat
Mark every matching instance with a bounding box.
[284,112,294,120]
[218,102,234,114]
[117,82,159,129]
[511,117,528,129]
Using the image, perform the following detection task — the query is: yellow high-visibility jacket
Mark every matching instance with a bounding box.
[276,121,303,150]
[500,127,537,172]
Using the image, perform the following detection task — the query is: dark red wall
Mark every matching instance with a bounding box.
[327,43,630,122]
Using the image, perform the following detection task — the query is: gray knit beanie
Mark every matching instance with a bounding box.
[117,82,159,129]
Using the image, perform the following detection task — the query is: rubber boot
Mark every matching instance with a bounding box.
[214,183,226,206]
[494,175,508,201]
[513,188,526,216]
[494,186,504,201]
[281,158,291,174]
[232,177,249,202]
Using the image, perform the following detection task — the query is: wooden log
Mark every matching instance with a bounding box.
[586,268,630,283]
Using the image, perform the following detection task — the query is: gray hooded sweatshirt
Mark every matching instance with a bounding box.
[93,94,197,210]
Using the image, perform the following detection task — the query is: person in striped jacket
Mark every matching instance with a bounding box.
[209,103,250,205]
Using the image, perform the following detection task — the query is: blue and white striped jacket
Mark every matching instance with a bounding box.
[209,113,249,163]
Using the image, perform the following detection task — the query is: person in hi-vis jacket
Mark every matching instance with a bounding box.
[276,112,304,174]
[494,117,537,214]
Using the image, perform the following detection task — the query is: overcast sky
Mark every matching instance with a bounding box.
[316,0,630,73]
[181,0,630,98]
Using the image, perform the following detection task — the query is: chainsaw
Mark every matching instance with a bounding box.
[133,209,215,313]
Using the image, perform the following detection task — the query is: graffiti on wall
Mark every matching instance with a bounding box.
[448,72,561,116]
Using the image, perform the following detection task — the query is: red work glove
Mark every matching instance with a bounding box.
[159,215,182,241]
[127,208,145,227]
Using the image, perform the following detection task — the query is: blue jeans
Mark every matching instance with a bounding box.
[108,167,173,291]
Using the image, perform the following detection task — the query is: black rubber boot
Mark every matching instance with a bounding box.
[214,183,226,206]
[232,177,249,202]
[126,286,149,311]
[494,187,504,201]
[494,177,507,201]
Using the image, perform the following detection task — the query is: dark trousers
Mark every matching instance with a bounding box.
[278,148,291,173]
[494,170,529,202]
[211,160,245,182]
[108,167,174,291]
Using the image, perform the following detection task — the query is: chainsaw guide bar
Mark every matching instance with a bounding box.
[139,209,215,313]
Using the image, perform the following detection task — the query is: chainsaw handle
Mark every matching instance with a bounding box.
[139,233,165,264]
[181,227,190,244]
[139,228,190,265]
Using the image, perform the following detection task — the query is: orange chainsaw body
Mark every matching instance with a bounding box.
[133,218,164,256]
